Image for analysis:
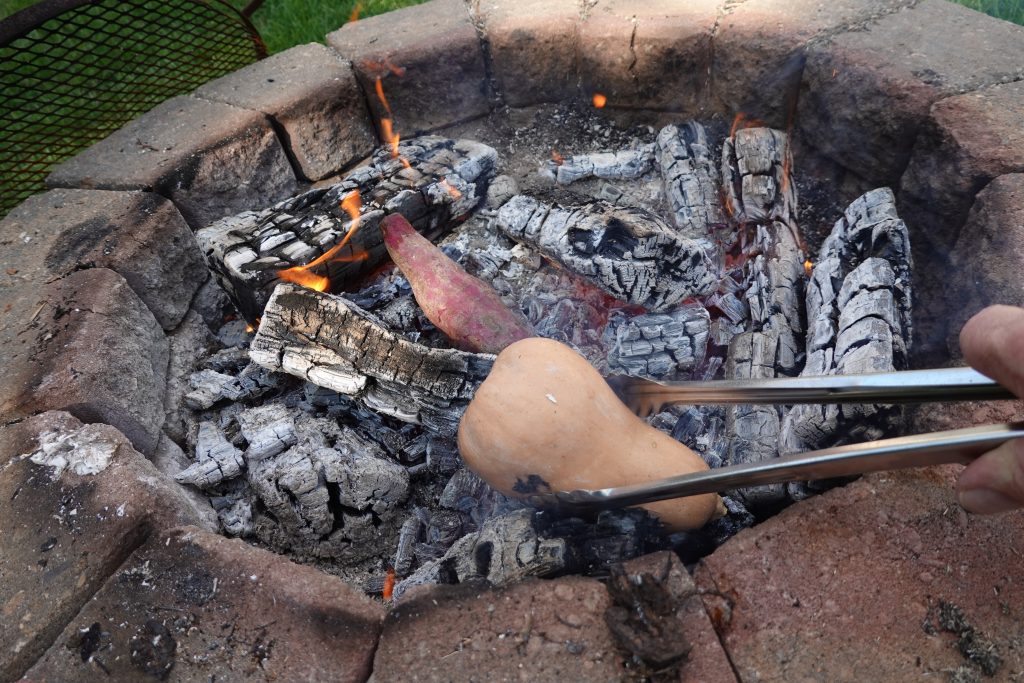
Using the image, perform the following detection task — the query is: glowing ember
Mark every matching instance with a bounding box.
[439,177,462,200]
[804,259,813,276]
[277,190,367,292]
[592,92,607,108]
[383,567,396,601]
[551,150,564,166]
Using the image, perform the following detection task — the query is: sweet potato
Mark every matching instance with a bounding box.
[381,213,534,354]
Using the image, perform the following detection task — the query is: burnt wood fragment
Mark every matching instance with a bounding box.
[494,195,718,311]
[197,136,498,321]
[604,304,710,379]
[542,144,656,184]
[781,188,913,467]
[250,283,494,435]
[657,122,726,239]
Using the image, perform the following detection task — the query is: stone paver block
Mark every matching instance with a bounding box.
[474,0,580,107]
[695,461,1024,680]
[618,552,738,682]
[0,268,168,454]
[902,81,1024,246]
[376,576,627,681]
[0,412,209,682]
[799,0,1024,186]
[196,43,378,182]
[0,189,207,330]
[578,0,719,115]
[46,96,297,228]
[327,0,490,135]
[713,0,907,127]
[24,525,385,682]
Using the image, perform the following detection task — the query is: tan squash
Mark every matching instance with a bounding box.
[458,337,725,531]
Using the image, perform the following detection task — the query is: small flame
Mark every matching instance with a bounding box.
[375,77,411,169]
[804,259,813,276]
[383,567,396,601]
[551,150,564,166]
[348,2,362,22]
[439,178,462,200]
[592,92,607,108]
[729,112,766,139]
[277,190,367,292]
[245,322,255,333]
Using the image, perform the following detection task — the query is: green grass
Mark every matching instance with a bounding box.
[956,0,1024,24]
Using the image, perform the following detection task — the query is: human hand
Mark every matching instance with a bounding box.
[957,305,1024,514]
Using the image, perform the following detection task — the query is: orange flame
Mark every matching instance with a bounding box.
[781,144,793,196]
[375,77,411,169]
[592,93,607,108]
[383,567,396,601]
[729,112,766,139]
[439,178,462,200]
[348,2,362,22]
[551,150,564,166]
[804,259,813,276]
[277,190,367,292]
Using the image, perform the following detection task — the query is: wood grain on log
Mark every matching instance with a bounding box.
[781,188,913,471]
[197,137,498,321]
[657,122,726,239]
[494,195,718,311]
[250,283,494,435]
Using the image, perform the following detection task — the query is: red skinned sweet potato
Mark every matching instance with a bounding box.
[381,213,534,354]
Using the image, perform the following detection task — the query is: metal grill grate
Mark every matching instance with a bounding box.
[0,0,266,216]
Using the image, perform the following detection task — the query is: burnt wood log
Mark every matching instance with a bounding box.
[542,143,656,185]
[657,122,727,239]
[175,421,245,489]
[781,188,912,474]
[250,283,494,435]
[493,195,719,311]
[721,128,805,507]
[197,136,498,321]
[604,304,710,379]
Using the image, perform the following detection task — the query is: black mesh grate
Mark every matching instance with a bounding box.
[0,0,265,216]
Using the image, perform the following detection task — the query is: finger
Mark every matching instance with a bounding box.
[959,305,1024,398]
[956,438,1024,514]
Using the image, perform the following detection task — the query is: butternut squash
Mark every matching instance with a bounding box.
[458,337,725,531]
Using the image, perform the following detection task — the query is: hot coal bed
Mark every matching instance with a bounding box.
[168,104,912,600]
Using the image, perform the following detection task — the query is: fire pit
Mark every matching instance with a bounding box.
[2,1,1024,681]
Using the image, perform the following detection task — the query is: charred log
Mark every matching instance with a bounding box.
[604,304,710,380]
[494,195,718,311]
[657,122,727,239]
[250,283,494,435]
[542,144,656,185]
[781,188,913,474]
[197,137,498,321]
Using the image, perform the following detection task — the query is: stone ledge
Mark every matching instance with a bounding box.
[195,43,378,182]
[327,0,490,136]
[0,412,211,682]
[712,0,912,127]
[0,189,207,331]
[0,268,168,454]
[695,448,1024,680]
[46,95,297,229]
[23,525,385,682]
[901,81,1024,247]
[472,0,581,108]
[578,0,720,115]
[798,0,1024,187]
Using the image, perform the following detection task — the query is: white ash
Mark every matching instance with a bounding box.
[24,424,118,477]
[175,421,244,489]
[540,143,656,185]
[605,304,710,380]
[657,122,728,239]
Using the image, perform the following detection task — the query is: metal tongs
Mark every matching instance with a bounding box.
[527,367,1023,514]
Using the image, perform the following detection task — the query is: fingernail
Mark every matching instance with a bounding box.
[958,488,1020,514]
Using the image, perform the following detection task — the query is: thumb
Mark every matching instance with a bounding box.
[959,305,1024,398]
[957,438,1024,514]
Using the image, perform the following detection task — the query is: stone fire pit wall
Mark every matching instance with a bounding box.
[2,1,1024,681]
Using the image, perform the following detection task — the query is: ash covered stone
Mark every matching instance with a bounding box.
[494,195,718,311]
[197,136,498,321]
[604,304,710,379]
